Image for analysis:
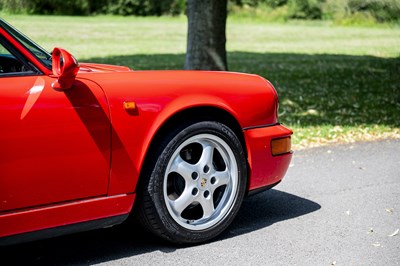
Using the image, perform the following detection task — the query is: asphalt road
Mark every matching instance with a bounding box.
[1,139,399,265]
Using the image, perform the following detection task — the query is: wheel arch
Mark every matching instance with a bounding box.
[135,106,249,194]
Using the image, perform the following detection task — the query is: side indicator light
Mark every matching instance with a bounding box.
[123,101,136,110]
[271,137,292,156]
[123,101,139,116]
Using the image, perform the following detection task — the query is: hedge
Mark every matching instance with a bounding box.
[0,0,399,23]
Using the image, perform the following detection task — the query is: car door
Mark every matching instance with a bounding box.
[0,40,111,212]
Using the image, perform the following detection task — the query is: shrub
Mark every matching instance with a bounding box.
[323,0,400,24]
[287,0,324,19]
[0,0,30,13]
[348,0,400,22]
[0,0,399,23]
[107,0,185,16]
[0,0,111,15]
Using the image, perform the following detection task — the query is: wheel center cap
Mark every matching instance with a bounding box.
[200,177,207,189]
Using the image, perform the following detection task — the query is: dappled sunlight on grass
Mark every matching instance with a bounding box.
[292,125,400,149]
[227,53,400,126]
[229,52,400,148]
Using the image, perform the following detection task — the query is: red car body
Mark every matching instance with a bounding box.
[0,18,292,245]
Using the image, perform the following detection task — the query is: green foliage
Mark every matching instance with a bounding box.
[0,0,29,13]
[231,0,400,24]
[228,0,325,19]
[29,0,89,15]
[0,0,111,15]
[107,0,185,16]
[232,0,287,8]
[287,0,324,19]
[348,0,400,23]
[0,0,399,24]
[323,0,400,24]
[0,0,185,16]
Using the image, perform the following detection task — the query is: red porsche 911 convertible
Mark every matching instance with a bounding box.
[0,18,292,245]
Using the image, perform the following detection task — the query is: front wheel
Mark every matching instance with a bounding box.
[136,121,247,244]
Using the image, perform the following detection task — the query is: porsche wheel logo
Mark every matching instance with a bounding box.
[200,178,207,188]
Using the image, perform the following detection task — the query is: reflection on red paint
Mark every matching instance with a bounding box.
[20,77,45,120]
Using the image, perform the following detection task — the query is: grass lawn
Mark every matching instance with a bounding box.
[3,15,400,149]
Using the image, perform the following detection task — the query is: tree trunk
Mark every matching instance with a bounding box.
[185,0,228,71]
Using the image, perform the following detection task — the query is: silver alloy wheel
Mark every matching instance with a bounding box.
[163,133,239,231]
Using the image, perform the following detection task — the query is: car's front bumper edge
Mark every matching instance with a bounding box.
[244,123,293,192]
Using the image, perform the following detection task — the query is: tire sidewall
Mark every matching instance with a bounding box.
[148,121,247,243]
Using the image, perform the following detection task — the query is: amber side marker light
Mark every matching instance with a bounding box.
[123,101,139,116]
[271,137,292,156]
[123,101,136,110]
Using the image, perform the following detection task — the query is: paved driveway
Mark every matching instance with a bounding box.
[1,139,399,265]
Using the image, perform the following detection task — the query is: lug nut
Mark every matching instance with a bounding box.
[192,172,198,180]
[203,165,210,173]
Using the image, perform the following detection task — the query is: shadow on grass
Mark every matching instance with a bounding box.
[84,52,400,127]
[0,189,320,265]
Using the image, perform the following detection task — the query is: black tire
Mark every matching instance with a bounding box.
[135,121,247,244]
